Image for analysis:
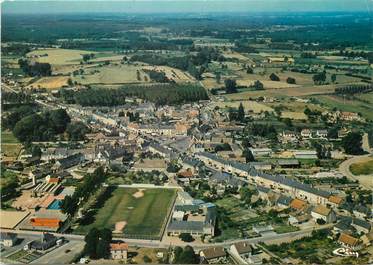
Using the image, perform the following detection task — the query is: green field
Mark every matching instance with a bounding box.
[350,159,373,175]
[1,130,22,158]
[1,130,20,144]
[316,94,373,120]
[74,187,176,239]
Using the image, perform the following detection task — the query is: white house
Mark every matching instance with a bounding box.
[311,205,336,223]
[110,242,128,260]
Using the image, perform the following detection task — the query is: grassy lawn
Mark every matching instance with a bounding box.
[274,225,299,234]
[74,187,176,239]
[1,130,20,144]
[350,158,373,175]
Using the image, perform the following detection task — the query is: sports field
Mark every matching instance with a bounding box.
[74,187,176,239]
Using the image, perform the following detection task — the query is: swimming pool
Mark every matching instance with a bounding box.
[47,199,62,210]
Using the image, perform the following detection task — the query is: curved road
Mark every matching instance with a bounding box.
[339,154,373,190]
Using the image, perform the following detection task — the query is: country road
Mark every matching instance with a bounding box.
[339,154,373,190]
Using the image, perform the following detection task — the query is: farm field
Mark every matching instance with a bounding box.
[27,76,69,90]
[1,130,22,160]
[26,48,96,65]
[281,111,308,120]
[212,100,274,113]
[316,94,373,120]
[350,158,373,176]
[142,65,195,83]
[72,64,150,85]
[74,187,176,239]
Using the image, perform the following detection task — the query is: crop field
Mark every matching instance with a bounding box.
[74,187,176,239]
[142,65,195,83]
[316,94,373,120]
[212,100,274,113]
[1,130,22,159]
[28,76,69,90]
[26,48,96,65]
[72,64,150,85]
[281,111,308,120]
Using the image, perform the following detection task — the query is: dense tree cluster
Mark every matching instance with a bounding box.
[18,59,52,77]
[84,228,112,259]
[2,105,38,130]
[342,132,364,155]
[131,48,221,80]
[0,167,20,206]
[335,84,373,95]
[13,109,70,143]
[61,167,107,216]
[143,69,170,83]
[60,88,127,106]
[66,121,90,141]
[60,84,208,106]
[224,79,237,94]
[312,71,326,85]
[173,246,198,264]
[246,123,277,140]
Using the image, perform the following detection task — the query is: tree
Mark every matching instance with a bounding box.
[252,80,264,90]
[67,78,74,86]
[100,228,112,243]
[243,148,255,163]
[316,218,326,225]
[96,239,110,259]
[179,233,194,242]
[84,228,100,259]
[286,77,296,84]
[342,132,364,155]
[31,145,42,157]
[177,246,198,264]
[246,67,254,74]
[312,72,326,85]
[237,103,245,122]
[269,73,280,81]
[327,127,339,139]
[331,74,337,83]
[283,118,293,127]
[66,121,89,141]
[224,79,237,94]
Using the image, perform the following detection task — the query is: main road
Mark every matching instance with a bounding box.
[1,224,332,251]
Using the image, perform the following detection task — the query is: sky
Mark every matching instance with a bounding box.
[1,0,372,14]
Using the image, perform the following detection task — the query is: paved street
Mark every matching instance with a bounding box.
[338,154,373,190]
[31,240,84,264]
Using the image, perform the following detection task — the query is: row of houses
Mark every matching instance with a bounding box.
[195,152,333,205]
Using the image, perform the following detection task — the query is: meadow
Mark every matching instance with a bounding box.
[350,158,373,176]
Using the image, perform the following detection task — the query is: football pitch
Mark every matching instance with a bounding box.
[74,187,176,239]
